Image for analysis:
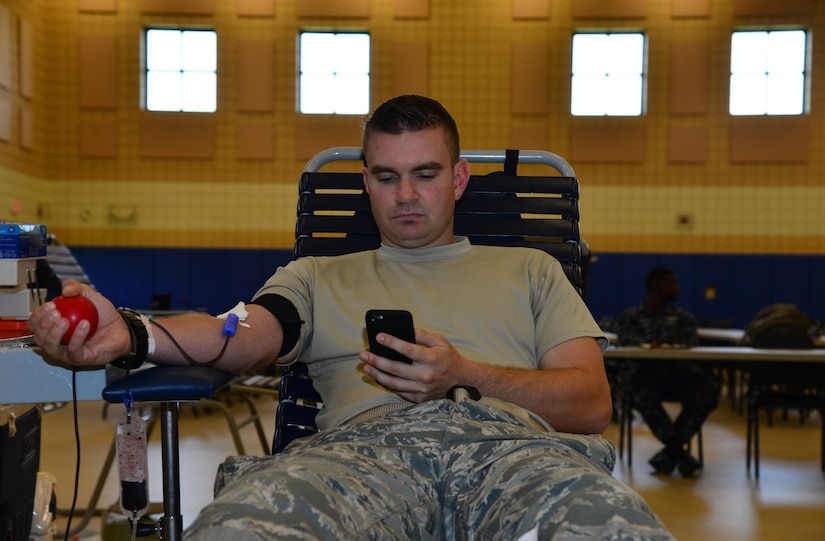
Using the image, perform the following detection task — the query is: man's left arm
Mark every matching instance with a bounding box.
[361,332,612,435]
[459,336,612,434]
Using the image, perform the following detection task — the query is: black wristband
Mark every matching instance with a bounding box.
[446,385,481,401]
[111,308,149,370]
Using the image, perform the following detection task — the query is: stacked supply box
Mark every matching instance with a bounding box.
[0,224,47,259]
[0,224,47,322]
[0,226,48,538]
[0,405,41,541]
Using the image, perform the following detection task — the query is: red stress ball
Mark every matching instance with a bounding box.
[53,295,99,344]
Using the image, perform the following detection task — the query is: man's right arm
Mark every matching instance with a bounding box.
[27,279,289,372]
[145,304,289,372]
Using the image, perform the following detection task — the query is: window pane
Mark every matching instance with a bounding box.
[731,32,768,74]
[571,75,607,115]
[571,34,607,75]
[608,34,644,75]
[767,73,803,115]
[300,73,336,114]
[147,29,181,71]
[182,72,216,112]
[768,31,805,73]
[606,75,642,115]
[300,33,336,73]
[147,72,182,111]
[334,34,370,73]
[334,74,370,114]
[730,73,766,115]
[183,32,217,72]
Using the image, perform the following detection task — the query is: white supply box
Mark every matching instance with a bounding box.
[0,258,42,288]
[0,288,46,319]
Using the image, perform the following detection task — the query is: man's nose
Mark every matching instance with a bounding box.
[396,177,418,203]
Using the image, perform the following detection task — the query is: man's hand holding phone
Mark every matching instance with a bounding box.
[362,311,477,404]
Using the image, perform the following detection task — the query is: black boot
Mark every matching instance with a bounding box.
[648,447,678,475]
[677,453,703,477]
[665,437,702,478]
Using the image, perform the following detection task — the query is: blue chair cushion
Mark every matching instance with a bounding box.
[102,365,234,403]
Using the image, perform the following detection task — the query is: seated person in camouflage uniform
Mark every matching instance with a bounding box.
[29,95,675,540]
[617,268,719,478]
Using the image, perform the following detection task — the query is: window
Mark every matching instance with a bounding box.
[729,30,807,116]
[145,29,217,113]
[299,32,370,114]
[570,32,645,116]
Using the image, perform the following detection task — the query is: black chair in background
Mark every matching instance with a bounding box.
[743,304,825,479]
[616,385,704,469]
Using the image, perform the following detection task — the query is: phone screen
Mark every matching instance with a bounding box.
[365,309,416,364]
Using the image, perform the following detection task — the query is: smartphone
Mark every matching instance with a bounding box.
[365,309,416,364]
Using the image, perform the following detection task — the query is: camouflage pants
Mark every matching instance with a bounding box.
[185,399,674,541]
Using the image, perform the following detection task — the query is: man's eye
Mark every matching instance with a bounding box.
[377,175,397,183]
[416,173,435,181]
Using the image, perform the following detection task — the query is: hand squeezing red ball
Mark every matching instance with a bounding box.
[53,295,99,344]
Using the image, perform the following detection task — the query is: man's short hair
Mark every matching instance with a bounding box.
[362,95,461,165]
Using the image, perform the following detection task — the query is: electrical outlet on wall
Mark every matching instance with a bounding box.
[676,213,694,231]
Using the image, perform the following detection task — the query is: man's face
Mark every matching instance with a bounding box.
[362,128,469,249]
[662,274,681,303]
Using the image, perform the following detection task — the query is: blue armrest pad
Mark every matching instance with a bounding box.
[102,365,234,403]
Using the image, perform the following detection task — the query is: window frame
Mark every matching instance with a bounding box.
[142,27,218,113]
[298,30,371,115]
[728,27,810,117]
[570,30,648,117]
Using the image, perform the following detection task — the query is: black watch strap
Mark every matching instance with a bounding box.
[111,308,149,370]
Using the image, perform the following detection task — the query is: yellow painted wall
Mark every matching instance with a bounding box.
[0,0,823,254]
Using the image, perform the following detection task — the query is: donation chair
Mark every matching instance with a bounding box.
[100,147,586,540]
[272,146,585,453]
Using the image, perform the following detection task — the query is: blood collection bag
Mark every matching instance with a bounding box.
[115,410,150,520]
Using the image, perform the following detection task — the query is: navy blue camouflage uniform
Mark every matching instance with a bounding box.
[617,304,719,452]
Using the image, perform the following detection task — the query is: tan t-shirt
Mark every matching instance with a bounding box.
[253,238,607,430]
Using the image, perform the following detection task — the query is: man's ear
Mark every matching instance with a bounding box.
[453,159,470,200]
[362,168,371,195]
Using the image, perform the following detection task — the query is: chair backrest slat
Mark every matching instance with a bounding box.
[295,167,583,294]
[297,193,579,221]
